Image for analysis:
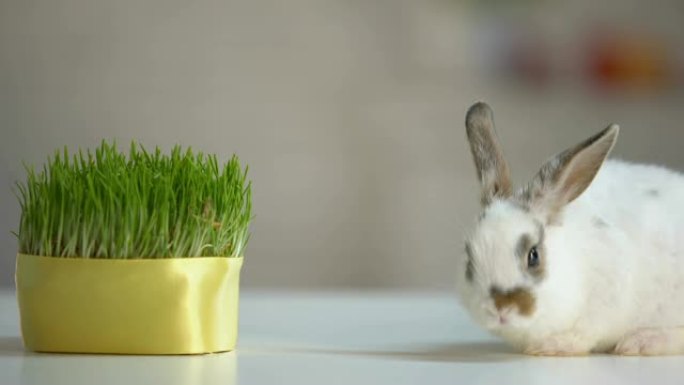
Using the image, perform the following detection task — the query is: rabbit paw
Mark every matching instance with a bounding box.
[524,334,591,356]
[614,328,676,356]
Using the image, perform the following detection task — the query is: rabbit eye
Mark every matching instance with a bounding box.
[527,247,540,268]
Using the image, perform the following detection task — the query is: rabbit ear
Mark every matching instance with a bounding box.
[465,102,513,206]
[520,124,619,220]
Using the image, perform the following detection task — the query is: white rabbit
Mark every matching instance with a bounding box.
[456,102,684,356]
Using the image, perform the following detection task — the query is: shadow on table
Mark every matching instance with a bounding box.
[0,336,26,357]
[294,341,523,363]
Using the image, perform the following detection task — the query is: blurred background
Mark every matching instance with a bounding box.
[1,0,683,289]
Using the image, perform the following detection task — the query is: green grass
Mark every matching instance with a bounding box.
[14,141,252,258]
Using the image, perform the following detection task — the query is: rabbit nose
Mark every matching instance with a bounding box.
[496,306,513,323]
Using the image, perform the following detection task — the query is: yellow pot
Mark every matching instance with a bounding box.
[15,254,243,355]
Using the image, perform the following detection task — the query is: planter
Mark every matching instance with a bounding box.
[14,142,252,354]
[16,254,243,355]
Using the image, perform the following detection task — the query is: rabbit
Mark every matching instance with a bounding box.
[455,101,684,356]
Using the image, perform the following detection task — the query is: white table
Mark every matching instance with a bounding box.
[1,290,681,385]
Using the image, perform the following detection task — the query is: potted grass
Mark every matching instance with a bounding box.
[14,141,252,354]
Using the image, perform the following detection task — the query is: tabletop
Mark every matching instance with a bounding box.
[0,290,681,385]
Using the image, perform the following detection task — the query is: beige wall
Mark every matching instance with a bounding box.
[2,0,683,288]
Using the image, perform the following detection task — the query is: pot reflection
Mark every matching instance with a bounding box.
[20,351,236,385]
